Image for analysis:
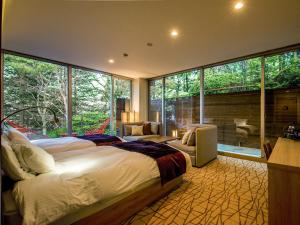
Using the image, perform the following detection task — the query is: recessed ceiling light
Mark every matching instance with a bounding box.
[170,30,178,37]
[234,2,244,9]
[108,59,114,64]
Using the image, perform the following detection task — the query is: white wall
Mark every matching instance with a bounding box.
[132,78,148,122]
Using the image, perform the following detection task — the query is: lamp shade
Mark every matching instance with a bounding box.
[156,111,160,123]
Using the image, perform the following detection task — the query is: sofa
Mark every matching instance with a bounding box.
[167,124,218,167]
[121,122,161,141]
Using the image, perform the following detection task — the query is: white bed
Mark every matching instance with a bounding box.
[11,144,192,225]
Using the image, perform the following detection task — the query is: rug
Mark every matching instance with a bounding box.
[124,156,268,225]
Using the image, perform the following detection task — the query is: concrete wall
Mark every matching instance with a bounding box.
[132,78,148,122]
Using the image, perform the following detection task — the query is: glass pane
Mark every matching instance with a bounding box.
[114,78,131,136]
[72,68,111,136]
[265,50,300,146]
[149,79,163,123]
[204,58,261,157]
[165,70,200,137]
[3,54,68,139]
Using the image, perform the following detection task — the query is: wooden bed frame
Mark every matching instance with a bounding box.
[3,176,183,225]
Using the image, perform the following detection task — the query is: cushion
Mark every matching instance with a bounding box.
[12,141,56,174]
[131,125,144,136]
[151,123,159,135]
[167,140,196,156]
[234,118,248,126]
[124,125,132,136]
[181,130,191,145]
[143,123,152,135]
[187,129,196,146]
[7,128,29,143]
[1,135,34,181]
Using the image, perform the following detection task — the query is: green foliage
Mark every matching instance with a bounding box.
[4,54,130,138]
[265,51,300,89]
[165,70,200,98]
[4,50,299,139]
[204,58,261,94]
[150,50,300,100]
[72,111,109,136]
[47,128,67,138]
[4,54,68,137]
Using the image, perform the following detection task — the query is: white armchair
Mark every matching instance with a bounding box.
[167,124,218,167]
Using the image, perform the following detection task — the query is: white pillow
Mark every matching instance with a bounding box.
[234,119,248,126]
[8,128,30,143]
[150,123,159,135]
[1,135,34,181]
[12,142,56,174]
[131,126,144,136]
[181,130,191,145]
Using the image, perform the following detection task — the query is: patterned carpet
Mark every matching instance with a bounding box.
[124,156,268,225]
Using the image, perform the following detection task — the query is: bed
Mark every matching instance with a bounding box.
[2,132,192,225]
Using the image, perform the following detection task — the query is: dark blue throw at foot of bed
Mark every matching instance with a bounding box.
[113,140,186,185]
[77,134,122,146]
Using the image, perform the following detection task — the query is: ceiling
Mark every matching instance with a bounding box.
[2,0,300,78]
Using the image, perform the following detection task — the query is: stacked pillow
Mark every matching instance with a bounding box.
[181,128,196,146]
[1,134,34,181]
[1,128,56,181]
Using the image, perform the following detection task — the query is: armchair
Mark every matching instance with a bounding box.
[167,124,218,167]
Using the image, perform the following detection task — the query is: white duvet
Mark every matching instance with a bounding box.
[13,145,191,225]
[31,137,96,154]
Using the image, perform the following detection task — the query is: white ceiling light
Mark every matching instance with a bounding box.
[234,2,244,10]
[170,30,178,37]
[108,59,114,64]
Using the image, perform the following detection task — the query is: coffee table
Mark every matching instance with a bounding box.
[143,136,179,144]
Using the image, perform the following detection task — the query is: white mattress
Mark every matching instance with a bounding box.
[13,145,191,225]
[30,137,96,154]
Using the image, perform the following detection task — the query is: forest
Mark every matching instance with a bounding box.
[150,50,300,99]
[3,54,131,138]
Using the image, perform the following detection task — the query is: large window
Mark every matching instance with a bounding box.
[149,79,163,123]
[72,68,112,136]
[3,54,68,139]
[265,50,300,146]
[165,70,200,136]
[148,48,299,158]
[114,78,131,135]
[2,52,132,139]
[204,58,261,156]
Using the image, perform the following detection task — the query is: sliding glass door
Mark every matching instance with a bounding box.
[204,58,261,157]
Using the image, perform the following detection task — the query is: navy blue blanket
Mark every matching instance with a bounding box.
[113,140,186,185]
[77,134,122,146]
